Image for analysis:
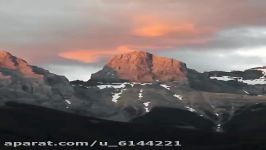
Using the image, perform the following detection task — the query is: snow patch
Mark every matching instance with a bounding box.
[65,99,72,105]
[131,82,152,86]
[98,82,152,89]
[174,94,183,101]
[140,83,152,86]
[243,90,249,94]
[185,106,197,112]
[112,89,127,103]
[129,83,135,87]
[138,89,143,100]
[143,102,151,107]
[210,76,266,85]
[144,108,150,113]
[216,124,223,132]
[210,76,235,81]
[240,79,266,85]
[143,102,151,112]
[160,84,171,90]
[97,83,127,90]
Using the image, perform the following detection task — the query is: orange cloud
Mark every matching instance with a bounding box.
[134,23,201,37]
[59,16,217,64]
[59,46,134,63]
[132,16,209,38]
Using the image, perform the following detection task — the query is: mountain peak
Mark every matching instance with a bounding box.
[0,50,42,78]
[91,50,188,82]
[109,50,152,61]
[0,50,13,59]
[123,50,149,54]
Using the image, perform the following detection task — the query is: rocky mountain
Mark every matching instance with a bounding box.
[1,50,266,134]
[72,51,266,132]
[0,50,74,110]
[199,67,266,95]
[91,51,187,82]
[0,50,148,122]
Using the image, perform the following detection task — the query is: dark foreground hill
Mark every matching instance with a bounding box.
[0,102,266,150]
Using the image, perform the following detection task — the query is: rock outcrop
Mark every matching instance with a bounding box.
[91,51,188,82]
[0,50,73,108]
[0,50,42,78]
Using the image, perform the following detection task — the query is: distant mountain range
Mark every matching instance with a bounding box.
[1,49,266,134]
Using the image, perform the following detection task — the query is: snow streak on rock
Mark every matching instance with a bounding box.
[112,89,127,103]
[143,102,151,112]
[210,76,266,85]
[160,84,171,90]
[185,106,197,112]
[174,94,183,101]
[97,83,127,90]
[138,89,143,100]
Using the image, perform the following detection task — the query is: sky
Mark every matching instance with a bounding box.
[1,0,266,81]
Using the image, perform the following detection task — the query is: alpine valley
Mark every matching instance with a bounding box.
[1,50,266,149]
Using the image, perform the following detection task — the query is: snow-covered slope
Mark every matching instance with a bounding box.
[209,68,266,85]
[210,76,266,85]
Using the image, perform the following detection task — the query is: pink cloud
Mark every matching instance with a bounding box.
[59,46,134,63]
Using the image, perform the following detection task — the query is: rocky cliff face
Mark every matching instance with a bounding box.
[0,50,42,79]
[91,51,188,82]
[0,50,73,109]
[0,50,130,121]
[2,50,266,132]
[73,50,266,126]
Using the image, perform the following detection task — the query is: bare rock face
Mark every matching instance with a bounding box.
[0,50,73,108]
[0,50,42,79]
[91,51,188,82]
[0,50,131,121]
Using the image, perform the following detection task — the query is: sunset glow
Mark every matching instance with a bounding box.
[1,0,266,80]
[59,46,133,63]
[132,16,202,37]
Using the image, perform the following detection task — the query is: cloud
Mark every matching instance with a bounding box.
[2,0,265,61]
[58,46,133,63]
[178,26,266,51]
[236,47,266,58]
[132,16,203,37]
[59,50,113,63]
[44,64,100,81]
[161,48,265,72]
[1,0,266,80]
